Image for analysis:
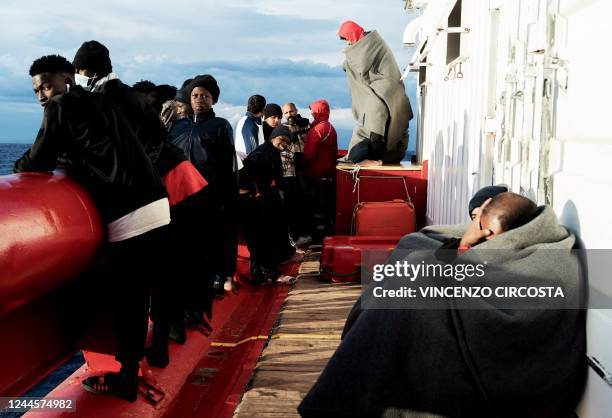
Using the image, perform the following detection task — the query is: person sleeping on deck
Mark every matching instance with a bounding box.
[299,192,586,418]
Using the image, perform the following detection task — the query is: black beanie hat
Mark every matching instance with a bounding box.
[72,40,112,76]
[270,125,292,141]
[468,185,508,216]
[187,74,220,104]
[174,88,190,105]
[263,103,282,120]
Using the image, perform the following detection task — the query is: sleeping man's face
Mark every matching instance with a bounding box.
[479,212,504,240]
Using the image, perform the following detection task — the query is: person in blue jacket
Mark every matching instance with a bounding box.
[234,94,266,168]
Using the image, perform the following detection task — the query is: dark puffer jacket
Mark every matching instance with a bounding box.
[170,109,239,277]
[14,86,167,224]
[95,78,186,177]
[170,110,238,208]
[238,141,283,195]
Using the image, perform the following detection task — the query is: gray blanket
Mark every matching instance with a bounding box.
[343,30,413,163]
[299,207,586,417]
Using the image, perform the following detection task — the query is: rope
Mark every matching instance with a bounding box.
[210,335,269,348]
[272,333,341,341]
[210,332,343,348]
[351,165,361,196]
[356,175,412,204]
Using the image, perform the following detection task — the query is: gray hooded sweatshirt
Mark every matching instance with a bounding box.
[343,30,413,164]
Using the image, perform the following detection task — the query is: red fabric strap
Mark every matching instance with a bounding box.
[163,160,208,206]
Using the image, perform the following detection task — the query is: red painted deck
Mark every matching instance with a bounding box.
[5,165,429,417]
[24,273,295,418]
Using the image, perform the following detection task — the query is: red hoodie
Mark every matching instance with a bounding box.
[303,100,338,179]
[338,21,365,44]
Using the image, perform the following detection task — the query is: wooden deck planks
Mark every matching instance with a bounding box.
[233,256,362,418]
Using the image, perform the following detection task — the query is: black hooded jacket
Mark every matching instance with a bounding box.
[14,86,167,224]
[262,121,274,142]
[170,109,238,207]
[95,78,186,177]
[238,141,283,195]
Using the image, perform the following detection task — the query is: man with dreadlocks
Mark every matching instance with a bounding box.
[14,54,170,402]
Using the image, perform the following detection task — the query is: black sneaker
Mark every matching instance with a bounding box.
[184,309,204,328]
[250,264,267,285]
[82,372,138,402]
[169,321,187,344]
[145,344,169,368]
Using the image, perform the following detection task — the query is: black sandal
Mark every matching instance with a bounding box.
[82,373,137,402]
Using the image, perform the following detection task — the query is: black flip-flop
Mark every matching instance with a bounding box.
[81,374,137,402]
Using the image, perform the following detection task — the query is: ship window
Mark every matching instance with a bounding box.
[446,0,462,65]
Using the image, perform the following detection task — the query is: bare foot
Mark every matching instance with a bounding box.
[357,159,383,167]
[276,275,297,284]
[281,252,305,264]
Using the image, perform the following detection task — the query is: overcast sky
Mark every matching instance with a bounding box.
[0,0,417,146]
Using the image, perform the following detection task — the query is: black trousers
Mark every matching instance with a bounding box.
[279,176,307,239]
[238,189,294,277]
[150,190,215,324]
[108,225,169,366]
[304,176,336,238]
[217,201,238,279]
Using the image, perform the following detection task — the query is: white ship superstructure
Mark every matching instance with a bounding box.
[402,0,612,415]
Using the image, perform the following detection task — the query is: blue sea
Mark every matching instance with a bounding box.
[1,139,415,177]
[0,143,31,176]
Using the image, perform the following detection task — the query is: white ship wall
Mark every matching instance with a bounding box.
[414,0,500,225]
[405,0,612,416]
[551,2,612,416]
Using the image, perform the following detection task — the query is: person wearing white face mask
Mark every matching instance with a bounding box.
[72,41,213,365]
[72,40,201,217]
[71,40,197,192]
[73,41,118,92]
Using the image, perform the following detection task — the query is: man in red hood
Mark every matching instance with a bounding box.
[337,20,413,166]
[338,20,366,45]
[303,99,338,178]
[299,99,338,240]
